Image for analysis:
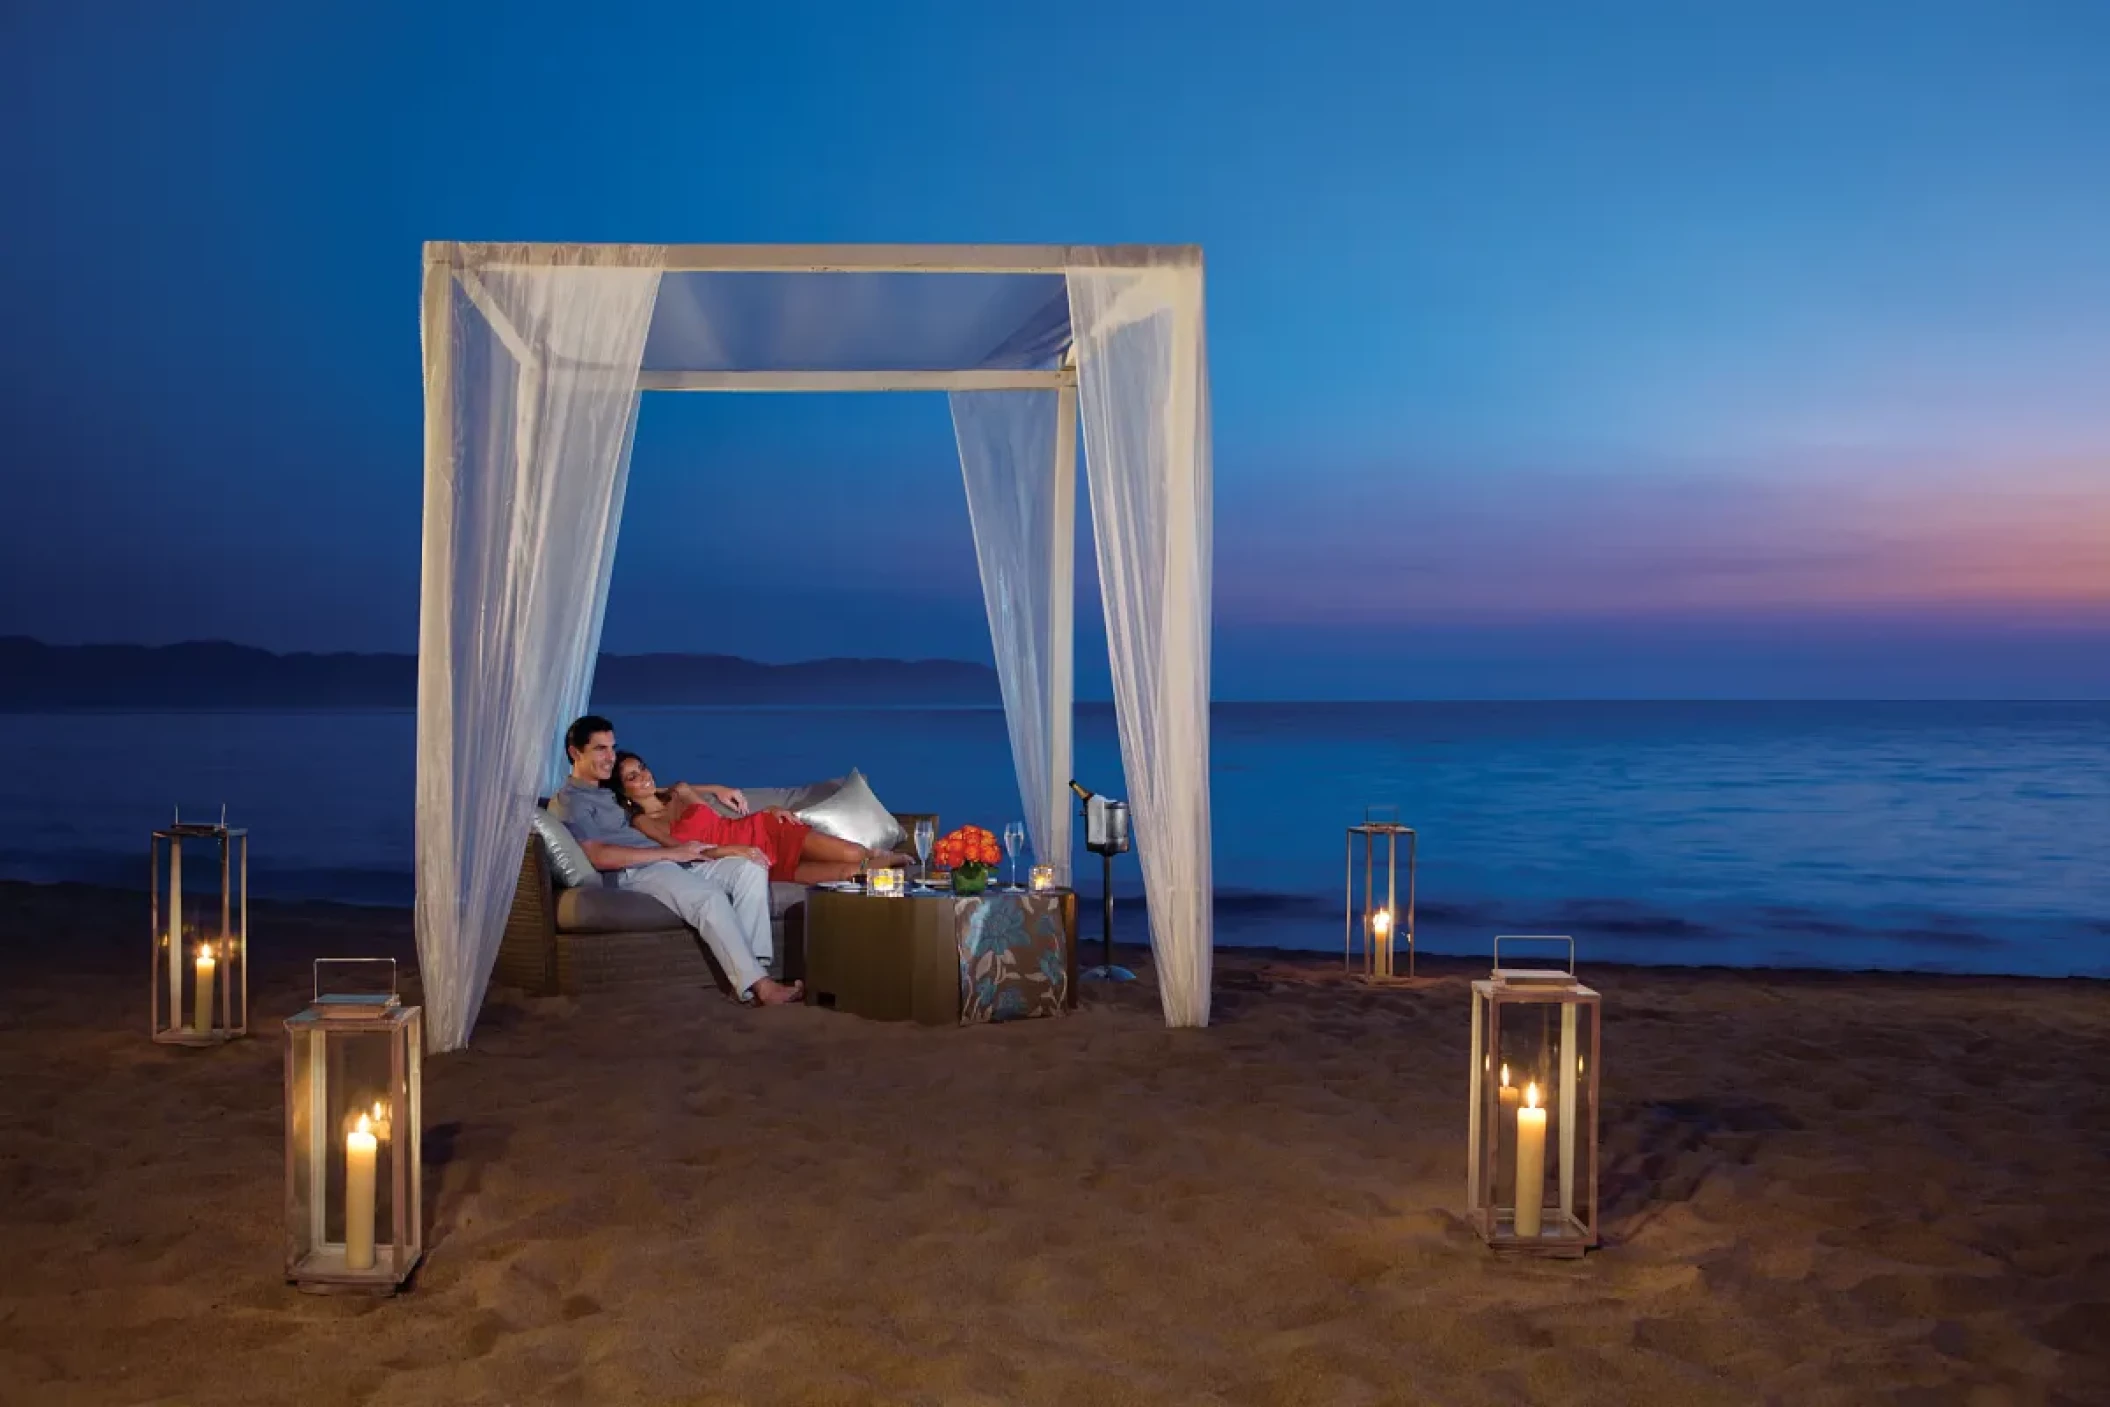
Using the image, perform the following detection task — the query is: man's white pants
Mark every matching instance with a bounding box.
[620,858,773,996]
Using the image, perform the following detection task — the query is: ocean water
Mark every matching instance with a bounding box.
[10,702,2107,978]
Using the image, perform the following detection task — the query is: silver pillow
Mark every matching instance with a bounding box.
[794,770,905,851]
[530,807,599,890]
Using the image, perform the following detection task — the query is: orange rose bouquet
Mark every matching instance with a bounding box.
[932,825,1002,895]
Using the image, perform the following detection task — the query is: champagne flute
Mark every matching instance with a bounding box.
[1003,821,1027,889]
[913,818,935,886]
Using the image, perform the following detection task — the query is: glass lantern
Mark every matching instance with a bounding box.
[151,815,248,1045]
[1467,936,1600,1257]
[284,960,423,1293]
[1344,810,1416,978]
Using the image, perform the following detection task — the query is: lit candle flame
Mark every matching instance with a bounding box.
[353,1112,373,1137]
[1500,1063,1510,1088]
[1525,1082,1540,1111]
[1372,909,1392,937]
[198,942,214,961]
[371,1100,388,1122]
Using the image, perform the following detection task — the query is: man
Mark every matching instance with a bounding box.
[549,714,804,1007]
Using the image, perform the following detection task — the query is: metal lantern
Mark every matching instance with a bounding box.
[151,813,248,1045]
[1467,936,1600,1257]
[1344,809,1416,978]
[284,960,423,1293]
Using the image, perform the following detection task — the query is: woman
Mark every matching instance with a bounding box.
[607,752,907,884]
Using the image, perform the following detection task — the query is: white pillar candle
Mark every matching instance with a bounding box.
[1515,1082,1547,1238]
[345,1113,378,1271]
[192,945,216,1034]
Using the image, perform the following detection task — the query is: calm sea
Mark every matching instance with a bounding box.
[11,702,2107,978]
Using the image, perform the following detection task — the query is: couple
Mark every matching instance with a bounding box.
[551,715,907,1007]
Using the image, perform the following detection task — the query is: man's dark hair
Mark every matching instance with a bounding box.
[565,714,615,757]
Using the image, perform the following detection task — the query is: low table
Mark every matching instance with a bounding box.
[804,886,1078,1025]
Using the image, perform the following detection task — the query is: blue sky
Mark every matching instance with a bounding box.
[2,1,2105,697]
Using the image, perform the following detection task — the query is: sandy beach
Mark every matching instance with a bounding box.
[2,879,2106,1406]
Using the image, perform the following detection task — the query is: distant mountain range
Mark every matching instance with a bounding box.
[0,638,1000,708]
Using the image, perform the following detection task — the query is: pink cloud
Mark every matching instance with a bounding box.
[1215,451,2110,623]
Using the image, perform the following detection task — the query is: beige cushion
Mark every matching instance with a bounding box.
[555,886,685,934]
[553,877,809,934]
[530,808,600,889]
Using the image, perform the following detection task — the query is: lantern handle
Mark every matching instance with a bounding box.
[1492,934,1575,980]
[314,957,398,1003]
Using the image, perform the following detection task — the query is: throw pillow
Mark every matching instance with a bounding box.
[795,769,905,851]
[530,808,599,889]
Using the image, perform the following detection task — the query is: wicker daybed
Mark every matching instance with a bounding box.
[492,798,934,998]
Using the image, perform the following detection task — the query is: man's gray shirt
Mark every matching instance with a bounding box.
[548,779,663,869]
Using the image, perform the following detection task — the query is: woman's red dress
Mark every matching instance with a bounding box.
[666,804,814,882]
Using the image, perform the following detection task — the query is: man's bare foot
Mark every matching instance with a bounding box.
[868,849,914,869]
[750,977,804,1006]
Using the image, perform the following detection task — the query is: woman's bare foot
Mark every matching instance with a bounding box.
[750,977,804,1006]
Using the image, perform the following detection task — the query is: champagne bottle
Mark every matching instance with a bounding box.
[1069,780,1094,803]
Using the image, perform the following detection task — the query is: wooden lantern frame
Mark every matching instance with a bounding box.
[1344,817,1417,978]
[150,820,248,1045]
[284,960,423,1294]
[1467,936,1601,1257]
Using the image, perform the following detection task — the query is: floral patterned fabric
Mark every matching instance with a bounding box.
[955,894,1069,1024]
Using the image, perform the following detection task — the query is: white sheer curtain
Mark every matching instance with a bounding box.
[547,396,640,790]
[1066,253,1214,1028]
[416,248,664,1052]
[950,389,1073,887]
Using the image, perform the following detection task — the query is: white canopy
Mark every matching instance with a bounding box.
[416,243,1214,1052]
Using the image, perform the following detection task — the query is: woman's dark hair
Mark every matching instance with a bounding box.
[605,750,648,816]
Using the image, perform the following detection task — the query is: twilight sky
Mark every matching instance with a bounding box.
[2,1,2105,698]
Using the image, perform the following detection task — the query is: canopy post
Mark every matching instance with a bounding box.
[1049,377,1079,885]
[1157,276,1210,1027]
[413,258,458,1056]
